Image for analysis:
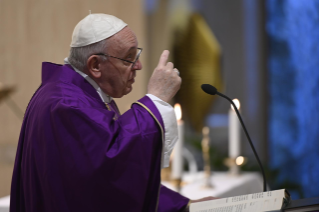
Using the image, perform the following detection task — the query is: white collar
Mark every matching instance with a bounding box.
[64,58,112,103]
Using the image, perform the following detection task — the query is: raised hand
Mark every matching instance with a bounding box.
[147,50,181,103]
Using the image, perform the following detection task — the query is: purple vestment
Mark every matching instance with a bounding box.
[10,63,189,212]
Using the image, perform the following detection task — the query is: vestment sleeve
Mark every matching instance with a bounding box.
[158,185,190,212]
[136,97,190,211]
[146,94,178,168]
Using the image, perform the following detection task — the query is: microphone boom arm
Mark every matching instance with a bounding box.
[216,91,267,192]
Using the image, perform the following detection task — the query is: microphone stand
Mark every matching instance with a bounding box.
[216,90,267,192]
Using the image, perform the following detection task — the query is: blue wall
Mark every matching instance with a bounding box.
[267,0,319,199]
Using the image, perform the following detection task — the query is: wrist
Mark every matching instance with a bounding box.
[147,93,169,103]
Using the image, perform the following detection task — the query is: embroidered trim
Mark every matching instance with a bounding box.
[185,200,192,212]
[105,103,111,111]
[133,101,164,212]
[105,103,117,120]
[133,102,164,139]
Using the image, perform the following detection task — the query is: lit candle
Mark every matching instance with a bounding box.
[229,99,241,158]
[202,126,210,176]
[172,103,184,179]
[202,126,213,188]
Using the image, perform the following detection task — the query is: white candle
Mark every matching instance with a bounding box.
[229,99,240,158]
[202,126,213,187]
[172,103,184,179]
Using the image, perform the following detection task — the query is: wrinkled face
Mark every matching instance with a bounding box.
[98,27,142,98]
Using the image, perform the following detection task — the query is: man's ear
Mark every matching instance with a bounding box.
[87,55,102,78]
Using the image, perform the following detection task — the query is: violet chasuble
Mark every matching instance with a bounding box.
[10,62,189,212]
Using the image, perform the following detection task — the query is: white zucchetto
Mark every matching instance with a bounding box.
[70,13,127,47]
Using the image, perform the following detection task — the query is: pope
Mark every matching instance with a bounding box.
[10,13,215,212]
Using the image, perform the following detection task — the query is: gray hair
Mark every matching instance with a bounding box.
[68,38,109,72]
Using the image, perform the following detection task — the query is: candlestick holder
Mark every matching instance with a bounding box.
[202,163,213,189]
[161,162,185,193]
[161,166,171,181]
[224,157,240,175]
[171,178,182,192]
[224,156,248,176]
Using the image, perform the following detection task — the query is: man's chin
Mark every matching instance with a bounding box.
[123,86,133,96]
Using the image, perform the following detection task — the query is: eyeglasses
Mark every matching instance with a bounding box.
[94,48,143,67]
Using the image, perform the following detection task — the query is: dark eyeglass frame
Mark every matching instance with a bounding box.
[94,47,143,67]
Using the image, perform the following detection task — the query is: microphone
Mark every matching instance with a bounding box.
[201,84,267,192]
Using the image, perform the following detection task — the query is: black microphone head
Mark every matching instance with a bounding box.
[201,84,218,95]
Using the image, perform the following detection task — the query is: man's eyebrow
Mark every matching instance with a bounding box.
[124,47,138,55]
[128,46,138,51]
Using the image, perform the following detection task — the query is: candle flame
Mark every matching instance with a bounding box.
[236,156,245,166]
[231,99,240,111]
[174,103,182,120]
[202,126,209,135]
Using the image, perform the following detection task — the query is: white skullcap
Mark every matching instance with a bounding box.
[70,13,127,47]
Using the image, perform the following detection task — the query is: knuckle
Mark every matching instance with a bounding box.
[164,69,171,74]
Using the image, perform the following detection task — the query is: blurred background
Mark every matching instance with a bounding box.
[0,0,318,201]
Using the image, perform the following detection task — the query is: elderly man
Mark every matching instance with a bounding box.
[10,14,213,212]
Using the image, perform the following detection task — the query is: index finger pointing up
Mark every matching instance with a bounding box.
[157,50,170,67]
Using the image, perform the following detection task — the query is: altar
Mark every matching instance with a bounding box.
[0,196,9,212]
[162,171,264,199]
[0,171,263,212]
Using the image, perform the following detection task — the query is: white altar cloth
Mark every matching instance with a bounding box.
[0,195,9,212]
[162,171,264,199]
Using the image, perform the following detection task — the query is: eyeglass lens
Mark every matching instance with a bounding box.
[132,49,142,67]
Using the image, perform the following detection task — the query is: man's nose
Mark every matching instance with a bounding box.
[132,59,142,70]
